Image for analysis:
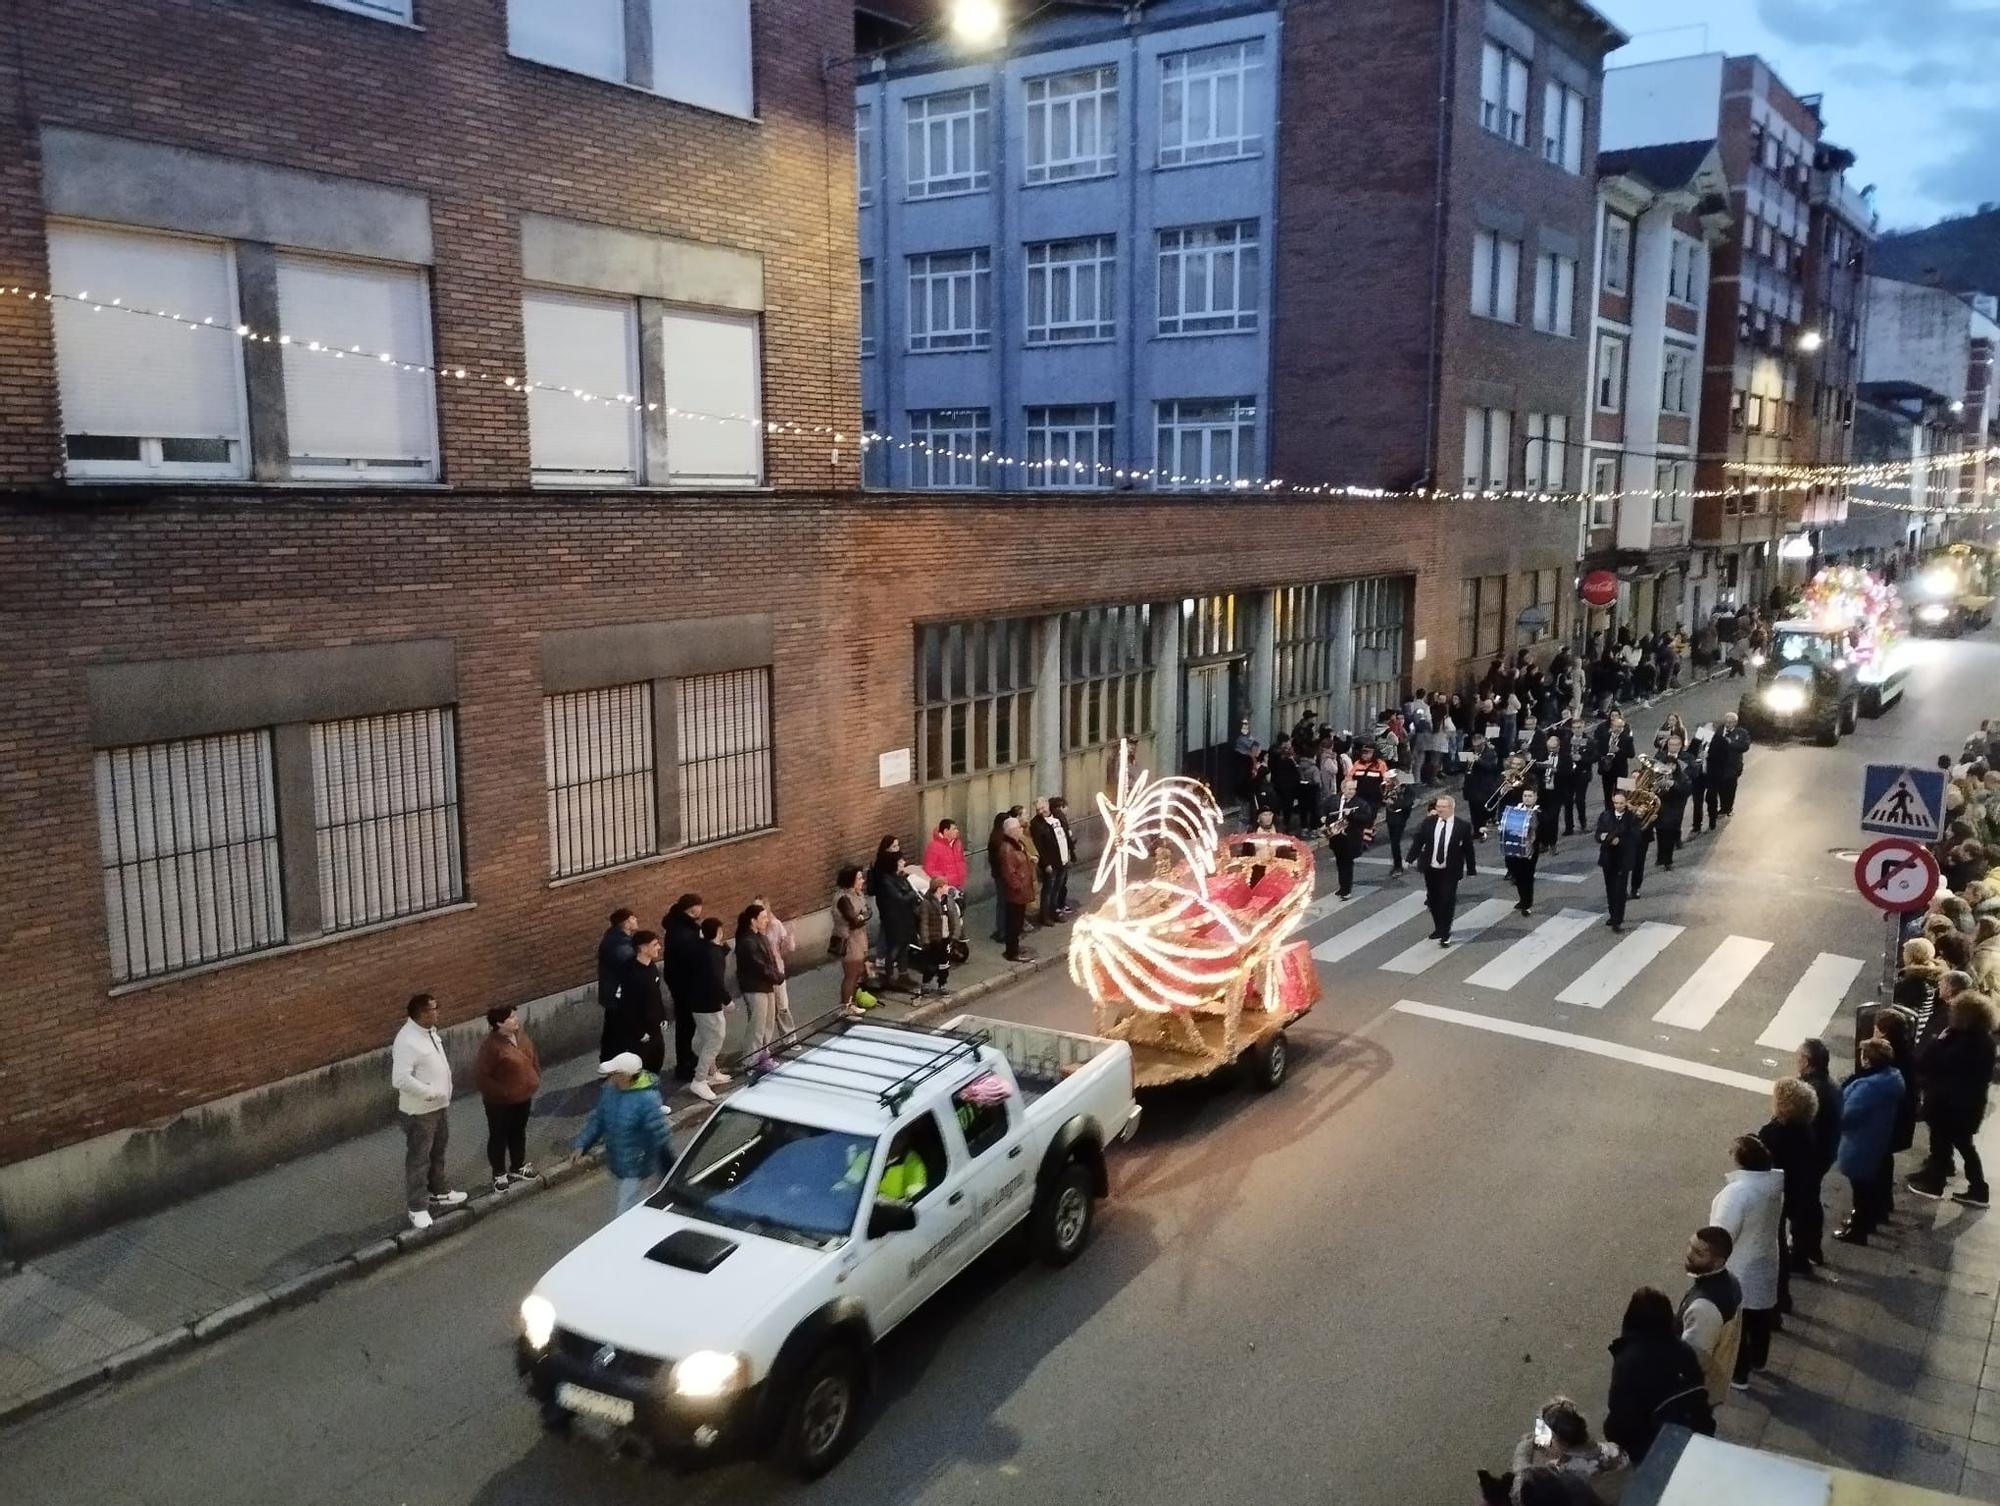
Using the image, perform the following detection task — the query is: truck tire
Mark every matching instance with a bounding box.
[1861,685,1881,718]
[1031,1160,1096,1267]
[776,1345,866,1479]
[1840,698,1858,734]
[1815,715,1840,747]
[1246,1030,1289,1092]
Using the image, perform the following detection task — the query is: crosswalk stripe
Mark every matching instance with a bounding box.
[1298,886,1378,927]
[1554,922,1685,1008]
[1380,898,1517,974]
[1310,892,1431,964]
[1755,952,1866,1049]
[1466,907,1599,991]
[1351,855,1586,884]
[1393,1002,1770,1094]
[1653,935,1774,1030]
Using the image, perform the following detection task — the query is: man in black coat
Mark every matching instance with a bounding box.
[1406,794,1477,945]
[1530,731,1569,854]
[597,907,637,1012]
[1595,790,1639,932]
[660,893,707,1082]
[1322,776,1376,900]
[1651,738,1694,872]
[1795,1038,1840,1267]
[601,930,668,1073]
[1908,994,1999,1205]
[1704,712,1750,823]
[1461,737,1502,838]
[1563,716,1596,835]
[1595,711,1637,811]
[1029,799,1075,924]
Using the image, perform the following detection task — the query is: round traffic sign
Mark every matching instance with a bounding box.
[1579,570,1618,609]
[1853,837,1941,913]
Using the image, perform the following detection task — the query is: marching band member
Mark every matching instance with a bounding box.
[1531,731,1570,855]
[1596,789,1640,933]
[1595,709,1638,812]
[1500,785,1542,916]
[1652,734,1694,872]
[1323,776,1377,900]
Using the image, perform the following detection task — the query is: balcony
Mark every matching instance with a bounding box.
[1811,169,1877,235]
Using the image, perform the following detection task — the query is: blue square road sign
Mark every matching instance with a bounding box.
[1860,764,1946,841]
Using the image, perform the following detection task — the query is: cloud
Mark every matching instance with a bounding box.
[1757,0,2000,52]
[1914,102,2000,209]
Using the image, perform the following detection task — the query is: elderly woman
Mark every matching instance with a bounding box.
[1709,1134,1784,1389]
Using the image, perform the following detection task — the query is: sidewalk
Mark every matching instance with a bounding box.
[0,891,1068,1425]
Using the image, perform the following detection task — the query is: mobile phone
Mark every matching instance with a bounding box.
[1533,1418,1554,1448]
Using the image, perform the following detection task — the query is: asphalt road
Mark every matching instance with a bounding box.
[3,633,1994,1506]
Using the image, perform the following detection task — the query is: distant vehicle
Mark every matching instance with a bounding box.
[1739,619,1908,744]
[516,1016,1139,1478]
[1909,543,1996,636]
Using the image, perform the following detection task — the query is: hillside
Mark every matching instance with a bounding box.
[1874,207,2000,298]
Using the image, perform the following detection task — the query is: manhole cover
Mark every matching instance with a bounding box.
[1831,848,1862,860]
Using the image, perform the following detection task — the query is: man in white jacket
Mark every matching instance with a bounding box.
[392,993,466,1230]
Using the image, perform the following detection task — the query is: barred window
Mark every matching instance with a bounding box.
[95,732,285,984]
[1272,584,1342,730]
[545,683,659,879]
[676,669,774,846]
[916,618,1036,783]
[311,708,464,932]
[1061,605,1154,752]
[1183,592,1241,660]
[1352,576,1409,717]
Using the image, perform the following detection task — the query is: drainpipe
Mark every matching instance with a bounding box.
[1261,1,1285,477]
[1123,22,1141,483]
[1418,0,1459,488]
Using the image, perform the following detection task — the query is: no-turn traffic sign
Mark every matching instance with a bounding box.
[1853,837,1941,914]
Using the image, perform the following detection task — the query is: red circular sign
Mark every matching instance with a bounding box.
[1853,838,1941,913]
[1578,570,1619,609]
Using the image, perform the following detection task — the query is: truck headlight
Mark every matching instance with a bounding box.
[1763,683,1807,713]
[520,1294,557,1351]
[1919,603,1949,624]
[1748,651,1767,668]
[670,1350,749,1398]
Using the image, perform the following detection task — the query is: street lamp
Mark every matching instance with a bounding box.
[948,0,1005,46]
[1796,329,1824,353]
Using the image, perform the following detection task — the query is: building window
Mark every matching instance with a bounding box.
[856,104,875,207]
[1156,222,1259,336]
[906,87,991,198]
[1026,404,1114,488]
[1158,40,1263,167]
[861,410,887,488]
[1668,236,1702,305]
[916,618,1036,783]
[1589,455,1617,527]
[908,249,993,352]
[95,732,285,984]
[1156,398,1257,488]
[1463,406,1512,490]
[1025,237,1117,344]
[1479,41,1529,146]
[1352,576,1410,719]
[1459,575,1508,659]
[523,288,642,486]
[545,683,659,880]
[1602,214,1632,294]
[676,668,774,847]
[316,0,413,18]
[1531,251,1577,336]
[1674,460,1694,520]
[1746,393,1765,433]
[1521,567,1559,644]
[1653,460,1675,525]
[310,708,464,934]
[506,0,753,118]
[1661,344,1694,416]
[908,408,991,489]
[1595,332,1626,413]
[1730,389,1746,432]
[1542,81,1586,173]
[660,309,763,486]
[49,223,251,480]
[1523,412,1569,491]
[1472,230,1522,323]
[276,253,438,481]
[858,259,876,358]
[1025,66,1118,184]
[1062,604,1155,752]
[1271,584,1340,731]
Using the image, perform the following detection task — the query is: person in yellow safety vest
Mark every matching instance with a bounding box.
[877,1148,929,1203]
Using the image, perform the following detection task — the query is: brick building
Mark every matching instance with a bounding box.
[0,0,1437,1248]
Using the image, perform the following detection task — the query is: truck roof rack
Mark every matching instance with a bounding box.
[748,1015,986,1114]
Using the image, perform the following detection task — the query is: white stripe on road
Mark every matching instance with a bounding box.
[1466,907,1599,991]
[1755,952,1866,1049]
[1652,935,1774,1031]
[1352,855,1586,884]
[1554,922,1685,1008]
[1391,1001,1769,1094]
[1310,892,1431,964]
[1380,897,1517,974]
[1298,886,1378,927]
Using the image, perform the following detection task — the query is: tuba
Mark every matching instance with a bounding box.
[1626,759,1664,829]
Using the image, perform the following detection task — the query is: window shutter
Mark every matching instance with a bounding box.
[1472,232,1493,315]
[545,684,658,877]
[1563,90,1586,172]
[1464,408,1485,488]
[311,709,462,931]
[676,669,774,845]
[524,290,641,481]
[1496,239,1520,322]
[1487,409,1512,488]
[276,256,437,475]
[653,0,753,118]
[661,310,763,486]
[508,0,625,83]
[47,224,244,446]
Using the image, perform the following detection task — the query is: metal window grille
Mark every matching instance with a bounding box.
[1061,605,1154,752]
[312,708,464,932]
[1272,584,1342,730]
[916,618,1036,783]
[1352,575,1410,716]
[546,683,659,879]
[1183,592,1240,661]
[676,668,774,846]
[95,731,285,984]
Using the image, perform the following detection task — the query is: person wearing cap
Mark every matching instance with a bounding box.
[575,1051,675,1219]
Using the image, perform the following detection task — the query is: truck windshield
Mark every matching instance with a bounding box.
[650,1108,874,1250]
[1774,631,1840,668]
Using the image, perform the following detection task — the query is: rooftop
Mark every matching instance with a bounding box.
[1598,139,1718,193]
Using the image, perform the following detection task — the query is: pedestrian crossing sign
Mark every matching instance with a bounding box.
[1860,764,1946,840]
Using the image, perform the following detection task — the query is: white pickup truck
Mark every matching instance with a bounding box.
[516,1015,1140,1477]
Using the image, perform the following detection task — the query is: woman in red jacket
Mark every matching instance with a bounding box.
[922,818,968,893]
[472,1005,542,1191]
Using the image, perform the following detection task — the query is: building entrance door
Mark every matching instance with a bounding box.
[1182,658,1245,796]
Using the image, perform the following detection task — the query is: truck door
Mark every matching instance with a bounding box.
[869,1109,982,1329]
[947,1077,1034,1242]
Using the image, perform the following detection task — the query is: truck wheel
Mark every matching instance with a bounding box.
[538,1401,574,1436]
[1032,1161,1096,1267]
[1815,716,1840,747]
[1861,686,1882,718]
[1840,698,1858,734]
[1247,1031,1289,1092]
[777,1346,866,1479]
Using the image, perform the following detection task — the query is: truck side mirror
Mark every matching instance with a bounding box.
[867,1201,918,1238]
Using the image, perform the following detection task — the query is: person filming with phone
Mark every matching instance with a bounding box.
[1489,1396,1628,1502]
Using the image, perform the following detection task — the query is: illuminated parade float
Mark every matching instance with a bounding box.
[1067,743,1319,1091]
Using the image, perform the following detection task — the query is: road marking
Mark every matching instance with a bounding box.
[1755,952,1866,1049]
[1310,892,1430,964]
[1555,922,1685,1008]
[1652,935,1774,1031]
[1299,886,1377,926]
[1353,855,1586,884]
[1392,1001,1768,1094]
[1380,897,1516,973]
[1466,907,1599,991]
